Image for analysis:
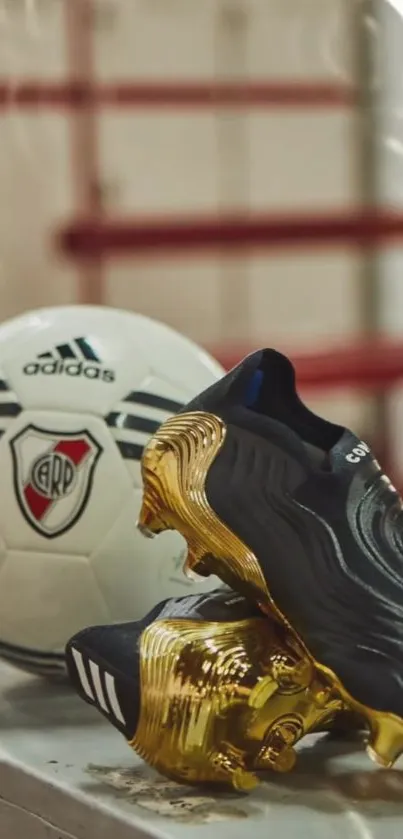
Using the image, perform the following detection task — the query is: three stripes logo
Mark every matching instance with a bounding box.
[23,336,115,383]
[105,390,185,463]
[70,646,127,732]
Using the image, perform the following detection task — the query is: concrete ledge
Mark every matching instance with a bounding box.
[1,661,403,839]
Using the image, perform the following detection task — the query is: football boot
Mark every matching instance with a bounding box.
[138,348,403,769]
[66,587,344,789]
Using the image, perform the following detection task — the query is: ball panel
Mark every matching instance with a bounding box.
[90,489,217,621]
[0,551,110,652]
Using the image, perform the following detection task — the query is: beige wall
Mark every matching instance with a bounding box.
[97,0,359,351]
[0,0,371,428]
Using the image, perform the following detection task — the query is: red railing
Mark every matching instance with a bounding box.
[58,210,403,258]
[0,80,354,109]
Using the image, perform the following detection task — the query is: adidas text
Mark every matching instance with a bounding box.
[345,442,370,464]
[23,361,115,383]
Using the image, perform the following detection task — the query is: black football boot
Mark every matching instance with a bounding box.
[138,348,403,768]
[65,587,344,789]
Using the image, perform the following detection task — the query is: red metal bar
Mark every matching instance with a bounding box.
[64,0,104,306]
[211,339,403,391]
[58,210,403,257]
[0,81,354,109]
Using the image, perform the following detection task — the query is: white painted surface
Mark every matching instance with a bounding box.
[0,0,359,348]
[1,660,403,839]
[1,0,400,439]
[373,2,403,476]
[377,1,403,333]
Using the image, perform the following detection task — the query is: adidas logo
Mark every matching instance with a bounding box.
[23,337,115,383]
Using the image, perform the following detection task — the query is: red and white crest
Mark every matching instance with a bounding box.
[10,425,103,538]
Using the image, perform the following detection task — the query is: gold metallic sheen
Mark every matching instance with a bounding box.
[139,413,283,621]
[138,410,403,771]
[130,614,343,789]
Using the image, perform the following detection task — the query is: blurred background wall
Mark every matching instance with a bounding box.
[0,0,361,342]
[1,0,403,457]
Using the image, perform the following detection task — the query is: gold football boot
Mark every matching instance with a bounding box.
[138,350,403,770]
[66,589,345,790]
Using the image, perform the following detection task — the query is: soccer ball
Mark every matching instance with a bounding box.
[0,305,224,676]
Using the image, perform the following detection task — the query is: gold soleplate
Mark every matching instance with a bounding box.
[131,613,342,789]
[138,411,403,770]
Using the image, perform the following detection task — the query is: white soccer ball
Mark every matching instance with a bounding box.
[0,305,224,675]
